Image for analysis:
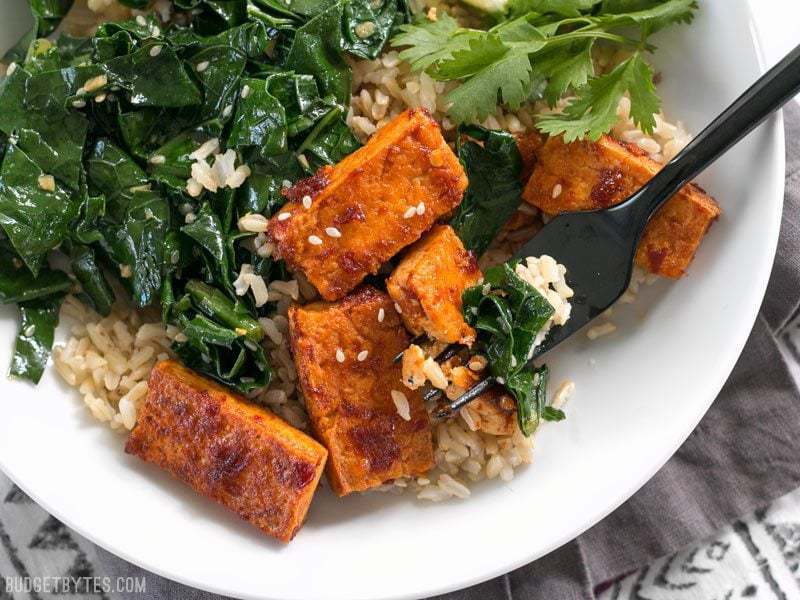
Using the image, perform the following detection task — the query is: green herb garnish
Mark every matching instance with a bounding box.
[392,0,697,140]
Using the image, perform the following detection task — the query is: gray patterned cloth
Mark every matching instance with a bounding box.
[1,106,799,600]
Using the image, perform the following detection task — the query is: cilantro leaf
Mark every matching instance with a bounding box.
[392,13,479,72]
[445,47,533,122]
[536,52,659,141]
[507,0,602,18]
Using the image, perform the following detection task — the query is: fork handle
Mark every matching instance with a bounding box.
[618,42,800,230]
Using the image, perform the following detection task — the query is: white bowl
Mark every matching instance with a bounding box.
[0,1,784,598]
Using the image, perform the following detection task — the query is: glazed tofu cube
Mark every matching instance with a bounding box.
[288,286,434,495]
[387,225,482,346]
[125,360,327,543]
[521,134,721,278]
[268,109,468,301]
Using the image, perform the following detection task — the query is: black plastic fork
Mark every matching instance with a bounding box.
[433,42,800,419]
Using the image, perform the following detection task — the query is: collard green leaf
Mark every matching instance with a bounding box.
[70,244,115,316]
[100,191,169,307]
[86,138,148,209]
[181,202,232,291]
[229,78,288,155]
[0,143,78,276]
[236,152,303,216]
[0,67,89,189]
[285,3,352,104]
[463,262,556,436]
[450,125,523,256]
[340,0,406,60]
[30,0,75,37]
[105,43,202,108]
[191,45,247,122]
[10,295,63,384]
[0,243,72,304]
[296,107,360,170]
[148,120,223,190]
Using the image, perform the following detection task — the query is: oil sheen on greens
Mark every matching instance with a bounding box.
[462,262,565,436]
[0,0,405,386]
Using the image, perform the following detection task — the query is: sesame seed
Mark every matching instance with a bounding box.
[37,174,55,192]
[277,212,291,221]
[496,377,505,385]
[416,201,426,215]
[222,104,233,119]
[148,154,166,165]
[394,302,402,314]
[120,264,133,278]
[196,61,209,73]
[308,235,323,246]
[403,206,416,219]
[136,15,147,26]
[83,74,107,93]
[149,45,162,57]
[325,226,341,238]
[302,195,312,209]
[377,308,385,322]
[357,350,369,361]
[298,154,310,169]
[510,356,517,368]
[281,179,292,188]
[185,212,197,224]
[552,183,563,198]
[336,348,345,363]
[94,93,107,103]
[241,84,251,99]
[6,62,17,76]
[354,21,377,39]
[23,324,36,337]
[72,100,86,108]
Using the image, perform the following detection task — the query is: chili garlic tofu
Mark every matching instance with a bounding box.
[387,225,482,346]
[521,134,721,278]
[288,286,434,495]
[125,360,327,543]
[268,109,468,301]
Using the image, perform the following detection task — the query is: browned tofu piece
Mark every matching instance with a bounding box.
[268,109,468,301]
[386,225,482,346]
[288,286,434,495]
[125,360,327,543]
[462,386,518,436]
[521,134,721,278]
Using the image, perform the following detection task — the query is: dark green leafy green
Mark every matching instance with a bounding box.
[70,244,115,316]
[229,77,287,155]
[0,143,78,276]
[9,295,63,384]
[0,243,72,304]
[100,191,169,307]
[463,262,557,435]
[0,67,89,189]
[0,0,403,393]
[450,125,523,256]
[30,0,74,37]
[105,44,202,107]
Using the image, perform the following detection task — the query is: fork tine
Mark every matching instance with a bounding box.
[433,377,495,420]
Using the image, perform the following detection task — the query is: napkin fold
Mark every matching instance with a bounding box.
[0,108,797,600]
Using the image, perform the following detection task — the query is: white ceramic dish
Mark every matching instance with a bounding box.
[0,1,785,598]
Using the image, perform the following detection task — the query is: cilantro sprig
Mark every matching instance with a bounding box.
[391,0,697,140]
